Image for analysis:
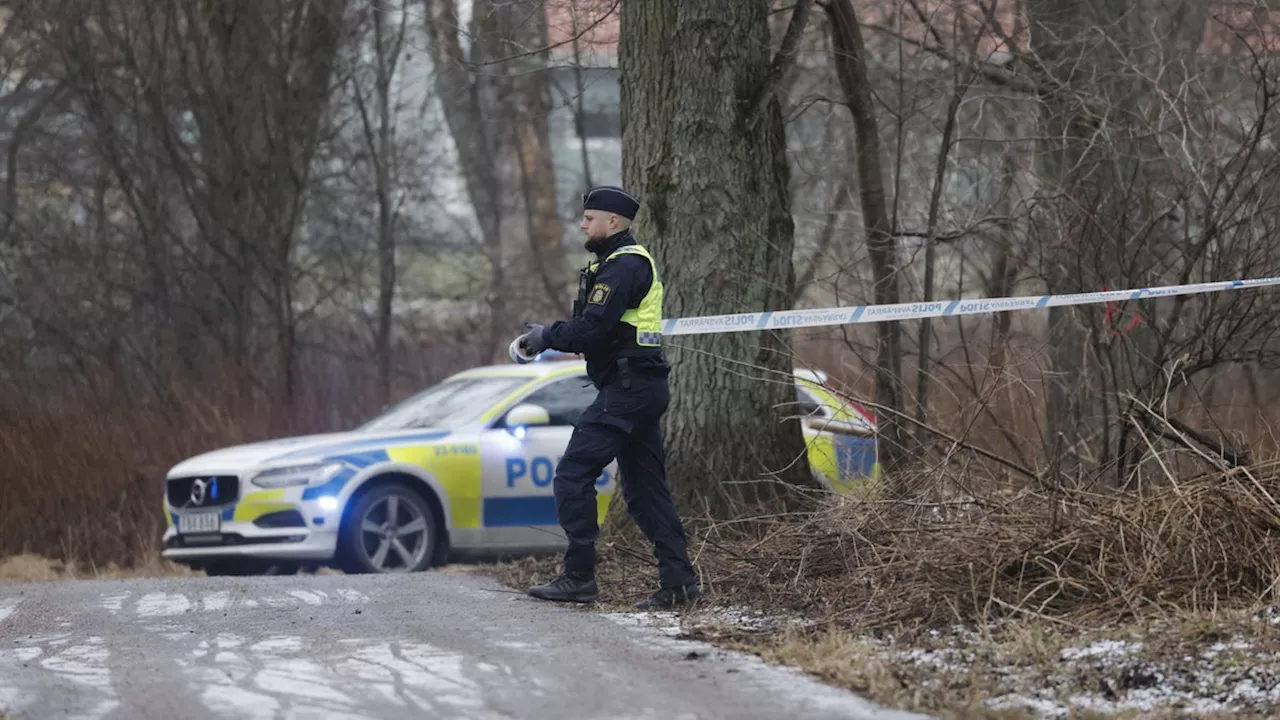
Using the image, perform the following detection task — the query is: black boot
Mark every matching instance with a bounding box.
[527,573,599,603]
[636,583,701,610]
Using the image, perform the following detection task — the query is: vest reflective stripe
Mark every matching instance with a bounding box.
[604,244,664,348]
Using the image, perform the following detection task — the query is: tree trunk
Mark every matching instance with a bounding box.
[619,0,822,516]
[824,0,909,489]
[424,0,507,357]
[1028,0,1139,485]
[498,2,568,316]
[986,143,1024,439]
[359,1,409,408]
[913,73,968,436]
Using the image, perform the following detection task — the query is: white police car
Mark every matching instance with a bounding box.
[161,357,879,575]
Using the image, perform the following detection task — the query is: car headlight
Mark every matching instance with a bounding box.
[251,462,346,489]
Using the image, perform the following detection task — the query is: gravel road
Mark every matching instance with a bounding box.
[0,570,929,720]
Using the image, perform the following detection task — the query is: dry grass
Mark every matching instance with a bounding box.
[490,453,1280,718]
[0,553,200,583]
[746,627,1034,719]
[0,376,309,569]
[648,460,1280,632]
[0,338,480,570]
[496,458,1280,631]
[730,613,1279,719]
[750,627,952,713]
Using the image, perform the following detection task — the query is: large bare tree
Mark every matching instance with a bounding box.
[619,0,823,513]
[494,1,569,313]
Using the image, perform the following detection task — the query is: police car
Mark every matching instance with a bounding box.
[161,357,879,575]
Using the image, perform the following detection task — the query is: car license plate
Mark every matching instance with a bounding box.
[180,512,221,534]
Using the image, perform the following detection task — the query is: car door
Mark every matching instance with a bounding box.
[478,374,616,550]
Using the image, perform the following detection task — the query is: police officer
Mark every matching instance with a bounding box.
[514,185,701,610]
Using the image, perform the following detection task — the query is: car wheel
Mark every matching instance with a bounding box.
[338,482,437,574]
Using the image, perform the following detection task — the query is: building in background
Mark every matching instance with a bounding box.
[542,1,622,246]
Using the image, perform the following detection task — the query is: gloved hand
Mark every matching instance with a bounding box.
[519,323,548,355]
[509,334,534,364]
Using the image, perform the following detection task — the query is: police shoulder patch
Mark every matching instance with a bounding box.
[588,283,611,305]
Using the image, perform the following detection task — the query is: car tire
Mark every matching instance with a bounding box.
[338,481,438,574]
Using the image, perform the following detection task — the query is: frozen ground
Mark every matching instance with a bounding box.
[616,604,1280,718]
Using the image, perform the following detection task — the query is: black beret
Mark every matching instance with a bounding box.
[582,185,640,220]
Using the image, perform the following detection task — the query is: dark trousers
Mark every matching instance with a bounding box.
[552,372,697,589]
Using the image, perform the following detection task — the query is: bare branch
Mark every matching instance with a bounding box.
[863,22,1038,94]
[747,0,815,124]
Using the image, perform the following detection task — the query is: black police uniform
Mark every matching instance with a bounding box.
[524,188,699,609]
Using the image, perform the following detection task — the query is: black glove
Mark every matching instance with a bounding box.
[519,322,548,355]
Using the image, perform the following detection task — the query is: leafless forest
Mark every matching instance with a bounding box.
[3,0,1280,632]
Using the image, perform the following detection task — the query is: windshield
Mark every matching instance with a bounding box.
[355,376,531,432]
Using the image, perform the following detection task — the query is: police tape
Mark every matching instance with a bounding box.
[659,275,1280,336]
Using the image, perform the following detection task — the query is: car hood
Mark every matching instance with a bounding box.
[166,428,454,478]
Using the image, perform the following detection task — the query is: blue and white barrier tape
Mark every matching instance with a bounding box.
[660,275,1280,336]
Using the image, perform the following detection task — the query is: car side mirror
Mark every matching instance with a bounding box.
[506,403,551,436]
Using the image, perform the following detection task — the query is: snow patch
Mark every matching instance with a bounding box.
[336,588,370,603]
[200,591,232,612]
[601,611,932,720]
[1059,639,1143,661]
[286,589,325,606]
[38,637,120,719]
[917,628,1280,718]
[136,592,191,617]
[0,598,17,625]
[99,592,130,614]
[679,601,1280,718]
